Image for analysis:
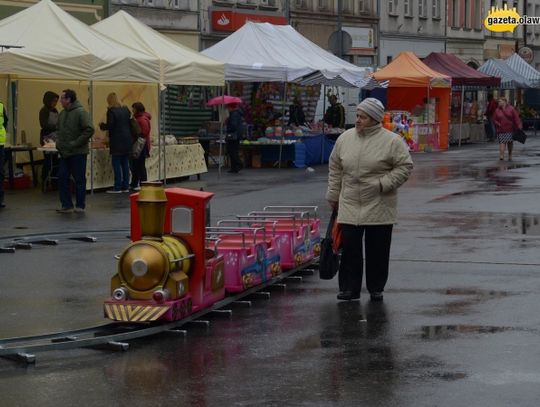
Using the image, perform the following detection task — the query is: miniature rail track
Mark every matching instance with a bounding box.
[0,229,130,253]
[0,259,320,364]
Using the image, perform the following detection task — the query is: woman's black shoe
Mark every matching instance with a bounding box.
[370,292,384,302]
[337,291,360,301]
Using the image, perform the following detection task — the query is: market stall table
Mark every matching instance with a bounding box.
[37,147,59,192]
[87,143,207,190]
[239,134,337,168]
[4,145,38,188]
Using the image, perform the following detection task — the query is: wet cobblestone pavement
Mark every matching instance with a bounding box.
[2,137,540,406]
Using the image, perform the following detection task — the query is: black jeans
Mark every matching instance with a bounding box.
[130,145,148,188]
[226,138,243,171]
[338,224,393,294]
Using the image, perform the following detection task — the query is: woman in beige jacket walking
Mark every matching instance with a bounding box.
[326,98,413,301]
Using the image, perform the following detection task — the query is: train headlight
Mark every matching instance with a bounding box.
[131,258,148,277]
[152,289,170,304]
[113,287,128,301]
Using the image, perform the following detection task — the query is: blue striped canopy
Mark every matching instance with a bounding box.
[478,59,531,89]
[505,53,540,88]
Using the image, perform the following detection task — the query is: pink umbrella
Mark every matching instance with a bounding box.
[206,95,242,106]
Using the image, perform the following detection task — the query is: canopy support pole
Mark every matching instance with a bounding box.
[321,85,327,165]
[218,86,225,179]
[158,83,164,184]
[89,81,94,194]
[458,85,464,148]
[278,81,287,169]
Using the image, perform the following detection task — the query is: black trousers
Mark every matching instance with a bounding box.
[226,138,243,171]
[338,224,393,294]
[130,145,148,188]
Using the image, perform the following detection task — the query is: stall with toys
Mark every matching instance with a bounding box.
[383,110,439,153]
[373,52,451,151]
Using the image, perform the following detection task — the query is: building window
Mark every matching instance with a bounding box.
[343,0,354,13]
[294,0,308,8]
[464,0,470,27]
[387,55,393,64]
[318,0,328,10]
[474,0,482,28]
[432,0,440,18]
[419,0,426,16]
[358,0,367,13]
[404,0,411,16]
[388,0,397,14]
[451,0,459,26]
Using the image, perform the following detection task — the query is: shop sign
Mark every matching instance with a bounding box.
[497,44,515,59]
[342,27,374,50]
[518,46,534,64]
[211,10,287,32]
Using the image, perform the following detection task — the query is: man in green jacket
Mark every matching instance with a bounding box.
[56,89,94,213]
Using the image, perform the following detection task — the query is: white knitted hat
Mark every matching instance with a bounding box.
[357,98,385,122]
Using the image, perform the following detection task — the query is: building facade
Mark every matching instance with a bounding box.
[379,0,446,64]
[445,0,486,67]
[289,0,378,68]
[0,0,105,23]
[110,0,200,50]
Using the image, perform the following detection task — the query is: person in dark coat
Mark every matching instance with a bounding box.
[225,103,244,173]
[130,102,152,191]
[39,91,59,187]
[484,93,497,142]
[324,94,346,129]
[288,97,307,127]
[56,89,94,213]
[99,92,132,192]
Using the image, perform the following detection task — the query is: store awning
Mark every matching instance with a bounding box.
[423,53,500,88]
[504,53,540,88]
[372,52,451,88]
[201,21,368,83]
[92,11,224,86]
[478,59,531,89]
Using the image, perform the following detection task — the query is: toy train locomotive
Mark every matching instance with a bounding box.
[104,183,321,323]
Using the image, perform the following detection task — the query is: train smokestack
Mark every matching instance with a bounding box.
[137,182,167,240]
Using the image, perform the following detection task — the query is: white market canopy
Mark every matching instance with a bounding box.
[505,53,540,88]
[92,10,224,86]
[201,22,368,84]
[0,0,160,82]
[297,71,389,89]
[478,59,531,89]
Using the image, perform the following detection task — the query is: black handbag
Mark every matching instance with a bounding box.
[319,210,340,280]
[512,128,527,144]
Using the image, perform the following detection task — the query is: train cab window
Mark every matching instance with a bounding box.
[171,207,193,234]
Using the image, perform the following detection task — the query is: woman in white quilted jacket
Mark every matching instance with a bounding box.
[326,98,413,302]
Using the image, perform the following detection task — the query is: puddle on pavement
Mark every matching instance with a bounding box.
[429,163,532,201]
[421,324,511,339]
[422,288,510,316]
[408,212,540,237]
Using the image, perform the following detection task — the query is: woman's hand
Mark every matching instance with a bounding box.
[328,201,338,211]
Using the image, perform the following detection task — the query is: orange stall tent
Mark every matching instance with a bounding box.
[372,52,451,150]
